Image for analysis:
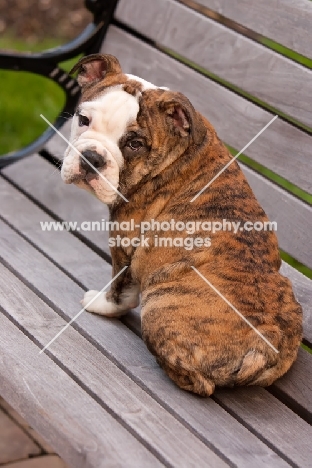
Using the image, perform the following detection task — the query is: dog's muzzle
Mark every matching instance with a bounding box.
[80,149,107,175]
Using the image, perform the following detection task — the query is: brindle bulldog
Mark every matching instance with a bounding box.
[61,54,302,396]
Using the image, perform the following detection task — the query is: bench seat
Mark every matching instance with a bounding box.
[1,0,312,465]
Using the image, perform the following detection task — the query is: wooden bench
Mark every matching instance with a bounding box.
[1,0,312,466]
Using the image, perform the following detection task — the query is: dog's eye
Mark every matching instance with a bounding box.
[78,114,90,127]
[127,140,143,151]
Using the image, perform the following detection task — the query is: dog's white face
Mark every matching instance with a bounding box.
[61,54,204,206]
[61,74,159,204]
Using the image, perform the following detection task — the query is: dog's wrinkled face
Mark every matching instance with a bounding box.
[61,54,206,204]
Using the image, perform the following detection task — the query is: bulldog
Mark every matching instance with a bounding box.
[61,54,302,396]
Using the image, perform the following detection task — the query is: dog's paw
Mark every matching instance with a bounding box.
[81,290,125,317]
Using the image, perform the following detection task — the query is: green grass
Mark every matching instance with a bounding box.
[0,36,80,155]
[301,343,312,355]
[261,37,312,69]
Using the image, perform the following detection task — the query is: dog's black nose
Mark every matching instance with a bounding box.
[80,150,106,173]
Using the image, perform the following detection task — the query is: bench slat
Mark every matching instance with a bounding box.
[115,0,312,127]
[1,173,312,457]
[2,157,111,257]
[0,265,226,468]
[272,346,312,425]
[213,386,312,466]
[0,317,161,468]
[0,193,303,467]
[280,262,312,348]
[2,157,312,334]
[195,0,312,59]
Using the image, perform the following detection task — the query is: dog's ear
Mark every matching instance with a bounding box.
[70,54,122,87]
[156,91,206,145]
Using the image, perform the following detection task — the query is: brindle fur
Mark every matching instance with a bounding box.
[71,55,302,396]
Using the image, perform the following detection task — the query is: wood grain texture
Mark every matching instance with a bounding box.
[115,0,312,127]
[280,262,312,347]
[0,219,296,467]
[214,386,312,468]
[196,0,312,59]
[0,176,110,290]
[0,265,225,468]
[0,317,160,468]
[45,120,71,157]
[100,27,312,193]
[273,347,312,425]
[2,155,111,257]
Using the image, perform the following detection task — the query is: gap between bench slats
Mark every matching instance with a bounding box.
[2,156,312,343]
[0,264,227,468]
[195,0,312,60]
[0,315,161,468]
[115,0,312,127]
[1,172,312,435]
[0,216,307,468]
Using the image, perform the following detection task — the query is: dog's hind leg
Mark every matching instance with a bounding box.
[81,283,140,317]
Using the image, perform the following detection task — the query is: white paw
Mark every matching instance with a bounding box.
[80,290,127,317]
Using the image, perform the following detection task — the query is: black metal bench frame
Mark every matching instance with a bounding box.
[0,0,119,169]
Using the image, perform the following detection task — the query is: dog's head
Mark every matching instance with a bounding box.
[61,54,206,204]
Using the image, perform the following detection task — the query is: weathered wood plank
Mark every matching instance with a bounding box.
[0,175,109,290]
[116,0,312,127]
[195,0,312,59]
[214,385,312,467]
[272,347,312,425]
[280,262,312,348]
[0,265,226,468]
[0,317,161,468]
[0,218,297,467]
[1,155,110,257]
[45,120,71,157]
